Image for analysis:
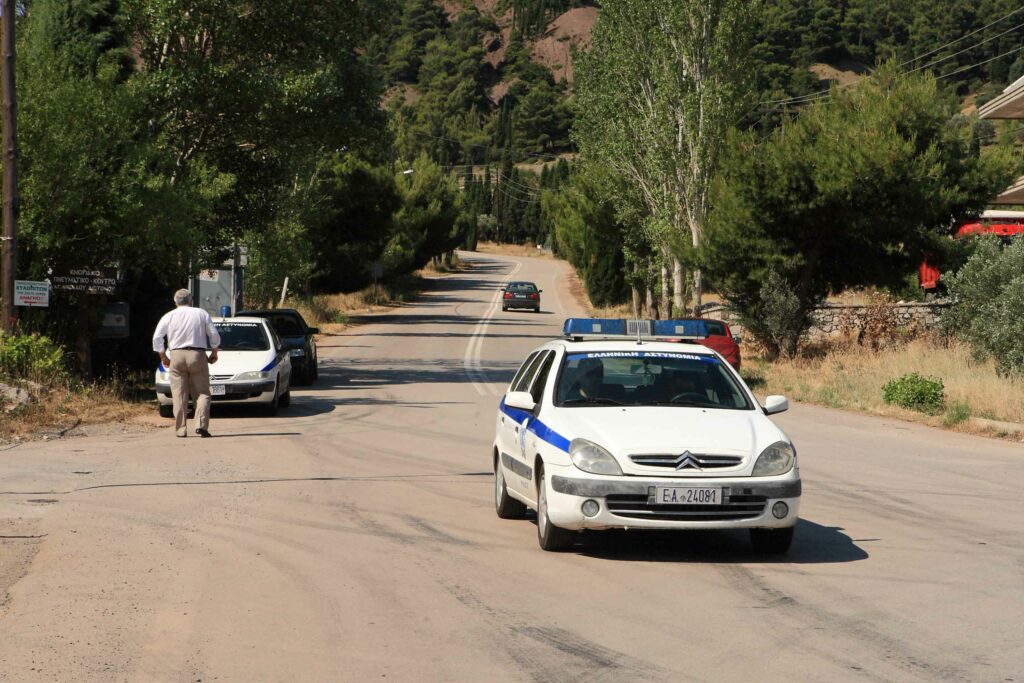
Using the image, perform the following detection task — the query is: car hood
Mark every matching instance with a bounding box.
[549,406,787,457]
[209,349,279,377]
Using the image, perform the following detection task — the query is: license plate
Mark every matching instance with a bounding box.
[653,487,721,505]
[515,294,526,298]
[211,384,226,396]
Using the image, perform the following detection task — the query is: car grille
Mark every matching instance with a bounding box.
[211,374,234,382]
[605,491,766,521]
[629,453,743,469]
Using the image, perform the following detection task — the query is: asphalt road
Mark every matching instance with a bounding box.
[1,252,1022,682]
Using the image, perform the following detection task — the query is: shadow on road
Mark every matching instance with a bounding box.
[569,519,867,564]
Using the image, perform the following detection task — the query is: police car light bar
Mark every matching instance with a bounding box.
[562,318,708,340]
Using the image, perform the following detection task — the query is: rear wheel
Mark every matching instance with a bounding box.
[537,465,574,551]
[495,454,526,519]
[158,404,173,418]
[750,527,794,554]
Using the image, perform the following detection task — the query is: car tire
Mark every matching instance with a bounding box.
[750,526,794,554]
[264,382,280,416]
[312,360,318,382]
[494,454,527,519]
[502,306,508,312]
[158,404,173,418]
[279,388,291,408]
[536,464,574,552]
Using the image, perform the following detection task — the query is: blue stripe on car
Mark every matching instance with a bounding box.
[261,356,279,372]
[499,398,571,452]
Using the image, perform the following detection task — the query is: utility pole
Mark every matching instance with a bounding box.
[0,0,17,333]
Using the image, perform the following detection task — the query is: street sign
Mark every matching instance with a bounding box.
[14,280,49,307]
[96,302,129,338]
[51,268,116,294]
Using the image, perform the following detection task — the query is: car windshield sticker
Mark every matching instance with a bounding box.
[216,322,260,327]
[567,352,720,364]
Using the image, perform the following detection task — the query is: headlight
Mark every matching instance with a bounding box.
[288,348,305,357]
[752,441,796,476]
[235,370,270,381]
[569,438,623,476]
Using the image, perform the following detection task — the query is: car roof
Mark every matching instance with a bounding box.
[537,339,719,356]
[236,309,299,317]
[213,316,269,325]
[506,281,538,287]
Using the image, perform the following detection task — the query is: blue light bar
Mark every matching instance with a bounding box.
[562,318,626,336]
[653,319,708,338]
[562,318,708,339]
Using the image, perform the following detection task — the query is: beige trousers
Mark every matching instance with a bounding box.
[169,349,211,435]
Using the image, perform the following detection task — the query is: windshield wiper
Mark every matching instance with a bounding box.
[561,397,623,406]
[649,400,713,408]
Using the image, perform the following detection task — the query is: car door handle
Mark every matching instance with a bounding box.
[514,426,520,434]
[501,417,505,425]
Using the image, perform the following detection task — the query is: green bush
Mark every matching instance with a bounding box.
[944,237,1024,374]
[943,401,971,427]
[0,332,66,382]
[882,373,945,414]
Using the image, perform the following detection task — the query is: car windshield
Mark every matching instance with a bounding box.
[703,320,726,336]
[507,283,537,293]
[555,351,751,410]
[268,314,304,336]
[215,322,270,351]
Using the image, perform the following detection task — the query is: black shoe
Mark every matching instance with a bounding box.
[195,428,212,438]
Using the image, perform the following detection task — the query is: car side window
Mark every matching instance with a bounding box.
[528,352,555,405]
[509,352,539,393]
[512,352,547,393]
[267,324,282,352]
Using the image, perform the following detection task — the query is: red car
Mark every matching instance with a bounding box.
[670,318,741,370]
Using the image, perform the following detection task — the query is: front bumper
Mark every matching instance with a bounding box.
[546,471,801,531]
[155,380,276,405]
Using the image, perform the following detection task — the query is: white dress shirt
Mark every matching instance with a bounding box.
[152,306,222,353]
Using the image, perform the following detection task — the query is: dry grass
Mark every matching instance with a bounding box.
[474,241,553,259]
[0,376,153,443]
[285,260,462,333]
[742,338,1024,436]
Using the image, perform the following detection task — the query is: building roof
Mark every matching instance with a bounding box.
[979,75,1024,119]
[989,176,1024,205]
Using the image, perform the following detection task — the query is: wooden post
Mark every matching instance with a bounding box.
[0,0,17,333]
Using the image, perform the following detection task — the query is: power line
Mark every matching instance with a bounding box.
[936,45,1023,80]
[897,4,1024,68]
[760,7,1024,111]
[908,19,1024,74]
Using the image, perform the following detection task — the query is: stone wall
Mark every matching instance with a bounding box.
[703,301,950,339]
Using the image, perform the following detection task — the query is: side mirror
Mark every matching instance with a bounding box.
[763,395,789,415]
[733,336,742,344]
[538,289,544,293]
[505,391,536,412]
[307,327,320,335]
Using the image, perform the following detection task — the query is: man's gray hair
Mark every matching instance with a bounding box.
[173,288,192,306]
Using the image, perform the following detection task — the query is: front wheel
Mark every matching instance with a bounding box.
[264,382,280,416]
[750,526,794,554]
[537,465,574,551]
[495,455,526,519]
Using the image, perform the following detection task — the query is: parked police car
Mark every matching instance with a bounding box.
[493,318,800,553]
[155,316,293,416]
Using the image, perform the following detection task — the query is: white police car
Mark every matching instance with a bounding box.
[155,316,293,416]
[492,318,800,553]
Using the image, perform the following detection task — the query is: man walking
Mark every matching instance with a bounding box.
[152,289,221,438]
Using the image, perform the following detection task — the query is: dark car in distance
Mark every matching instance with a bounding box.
[502,281,542,312]
[236,308,320,384]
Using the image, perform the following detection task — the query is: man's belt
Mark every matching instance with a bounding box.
[172,346,206,351]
